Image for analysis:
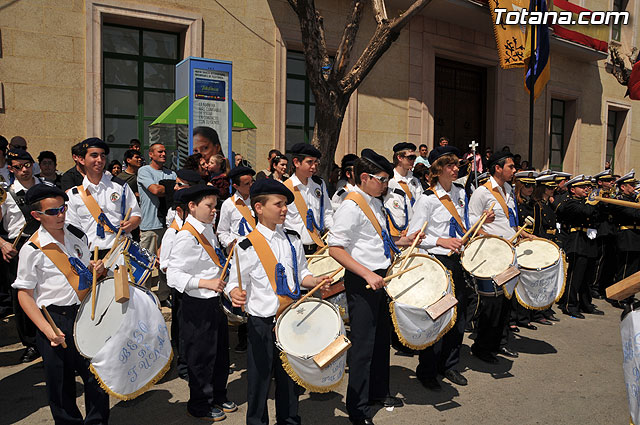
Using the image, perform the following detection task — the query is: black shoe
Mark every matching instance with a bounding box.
[419,376,442,391]
[562,309,585,319]
[234,340,247,353]
[20,347,40,363]
[160,299,172,309]
[187,407,226,421]
[370,396,403,408]
[472,349,498,364]
[509,325,520,333]
[178,371,189,381]
[214,400,237,413]
[546,314,560,322]
[520,323,538,330]
[444,369,468,386]
[591,291,602,299]
[584,308,605,316]
[498,347,519,358]
[534,318,553,326]
[350,418,375,425]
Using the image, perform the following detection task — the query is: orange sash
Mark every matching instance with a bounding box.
[283,179,325,247]
[169,219,179,231]
[28,231,90,301]
[345,192,386,241]
[483,181,510,218]
[437,194,467,233]
[76,185,114,233]
[397,181,414,202]
[234,197,256,227]
[181,222,223,268]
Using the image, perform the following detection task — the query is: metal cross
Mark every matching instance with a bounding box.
[469,140,479,188]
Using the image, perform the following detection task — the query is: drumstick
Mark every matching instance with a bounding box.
[235,249,245,313]
[365,263,423,289]
[291,267,344,310]
[220,245,235,280]
[91,246,98,320]
[447,202,496,256]
[314,245,329,255]
[398,220,428,271]
[305,254,329,259]
[104,207,133,260]
[41,305,67,349]
[509,216,535,243]
[11,222,28,249]
[470,201,497,239]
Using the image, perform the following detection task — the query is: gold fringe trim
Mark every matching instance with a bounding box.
[389,272,457,351]
[502,283,514,300]
[555,251,569,303]
[90,349,174,401]
[279,351,345,394]
[514,287,553,311]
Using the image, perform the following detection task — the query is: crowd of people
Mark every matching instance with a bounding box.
[0,129,639,425]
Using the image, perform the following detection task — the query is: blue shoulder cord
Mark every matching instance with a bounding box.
[275,232,301,299]
[508,193,519,228]
[306,182,325,233]
[238,217,252,236]
[68,257,93,290]
[382,210,402,259]
[214,246,231,276]
[95,184,126,238]
[449,192,470,237]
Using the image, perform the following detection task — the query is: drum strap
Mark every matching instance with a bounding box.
[234,197,256,236]
[76,185,116,237]
[482,181,518,227]
[180,222,223,268]
[397,181,415,206]
[28,231,90,301]
[246,230,294,316]
[284,179,325,247]
[437,194,467,234]
[344,192,399,260]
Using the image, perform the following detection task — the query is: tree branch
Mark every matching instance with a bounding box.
[333,0,366,80]
[293,0,330,87]
[389,0,432,32]
[372,0,388,25]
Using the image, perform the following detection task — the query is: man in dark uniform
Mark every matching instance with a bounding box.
[556,175,604,318]
[590,169,617,300]
[611,170,640,292]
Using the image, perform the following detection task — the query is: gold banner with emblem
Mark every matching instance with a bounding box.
[488,0,528,69]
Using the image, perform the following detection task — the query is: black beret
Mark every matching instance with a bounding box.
[393,142,417,153]
[341,154,358,168]
[360,148,394,177]
[427,146,461,165]
[25,183,68,205]
[176,169,203,186]
[172,187,188,205]
[80,137,110,155]
[227,166,256,181]
[0,136,8,153]
[487,151,514,168]
[7,149,34,163]
[290,143,321,159]
[180,184,220,203]
[250,178,294,204]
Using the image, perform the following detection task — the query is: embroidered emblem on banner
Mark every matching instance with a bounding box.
[488,0,528,69]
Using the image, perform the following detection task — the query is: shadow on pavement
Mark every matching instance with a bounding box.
[0,361,49,423]
[301,391,350,423]
[510,333,558,355]
[460,345,515,379]
[0,346,25,367]
[390,364,462,410]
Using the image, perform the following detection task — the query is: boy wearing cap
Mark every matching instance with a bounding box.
[65,138,141,258]
[331,154,358,211]
[167,185,237,421]
[1,148,44,362]
[227,178,330,425]
[328,149,423,425]
[284,143,333,255]
[12,184,109,423]
[384,142,423,238]
[556,175,604,318]
[217,166,256,250]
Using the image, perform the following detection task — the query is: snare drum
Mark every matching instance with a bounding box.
[307,255,349,322]
[385,254,456,350]
[461,235,517,297]
[275,298,348,393]
[514,239,567,309]
[104,237,157,287]
[74,278,172,400]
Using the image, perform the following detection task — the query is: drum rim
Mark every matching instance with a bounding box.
[460,235,515,279]
[514,238,561,270]
[385,253,451,306]
[275,298,343,358]
[306,255,345,279]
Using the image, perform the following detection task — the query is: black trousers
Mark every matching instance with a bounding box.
[35,305,109,424]
[303,244,318,256]
[616,251,640,284]
[594,236,617,294]
[170,288,187,375]
[471,292,511,356]
[180,295,229,414]
[246,315,300,425]
[417,255,467,379]
[344,268,390,420]
[7,236,37,349]
[561,253,594,314]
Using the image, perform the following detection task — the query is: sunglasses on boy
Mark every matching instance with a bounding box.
[35,204,68,216]
[368,173,389,184]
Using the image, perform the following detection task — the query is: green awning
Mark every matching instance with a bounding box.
[151,96,188,125]
[151,97,256,130]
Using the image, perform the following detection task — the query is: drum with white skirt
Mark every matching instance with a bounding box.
[275,298,349,393]
[307,255,349,323]
[103,237,157,287]
[74,277,172,400]
[514,238,566,309]
[385,253,456,350]
[461,235,519,297]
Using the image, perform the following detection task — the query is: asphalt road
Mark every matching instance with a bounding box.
[0,298,628,425]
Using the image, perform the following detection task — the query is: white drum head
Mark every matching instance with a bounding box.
[74,278,128,358]
[307,256,345,281]
[103,238,129,270]
[516,239,560,270]
[386,254,449,309]
[461,236,514,279]
[276,299,341,358]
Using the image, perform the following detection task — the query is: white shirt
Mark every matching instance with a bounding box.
[408,182,468,256]
[284,174,334,245]
[165,208,176,228]
[327,186,391,270]
[159,217,183,273]
[384,169,423,233]
[0,164,10,184]
[331,182,356,211]
[12,225,89,307]
[225,223,312,318]
[2,177,42,239]
[468,176,516,239]
[167,215,223,299]
[65,173,142,250]
[217,192,254,249]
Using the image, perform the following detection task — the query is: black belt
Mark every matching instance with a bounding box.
[44,304,79,315]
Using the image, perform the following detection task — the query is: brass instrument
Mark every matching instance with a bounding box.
[0,185,6,205]
[595,196,640,210]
